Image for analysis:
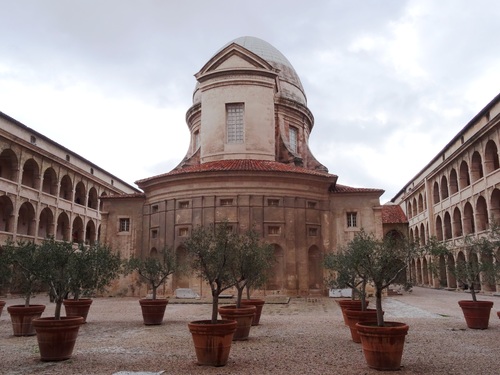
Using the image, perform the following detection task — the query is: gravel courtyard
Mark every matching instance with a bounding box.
[0,287,498,375]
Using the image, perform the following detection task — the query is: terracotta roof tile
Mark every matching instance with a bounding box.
[136,159,334,184]
[382,204,408,224]
[329,183,384,194]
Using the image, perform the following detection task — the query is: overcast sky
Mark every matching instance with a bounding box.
[1,0,499,203]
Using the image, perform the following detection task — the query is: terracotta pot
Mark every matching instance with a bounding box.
[336,299,369,325]
[7,304,46,336]
[356,321,409,371]
[188,319,237,367]
[0,300,5,317]
[33,316,84,361]
[458,300,494,329]
[345,308,380,343]
[63,298,93,323]
[240,299,265,325]
[218,304,256,341]
[139,298,168,325]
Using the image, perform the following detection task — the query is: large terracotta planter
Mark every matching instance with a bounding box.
[7,304,46,336]
[345,308,380,343]
[336,299,368,325]
[188,319,237,367]
[139,298,168,325]
[33,316,84,361]
[356,321,409,371]
[240,298,265,325]
[0,300,5,317]
[63,298,93,323]
[218,304,256,340]
[458,300,494,329]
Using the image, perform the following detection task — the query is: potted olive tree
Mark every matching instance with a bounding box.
[125,246,178,325]
[183,222,238,367]
[351,230,415,371]
[4,240,46,336]
[64,242,122,323]
[32,238,85,361]
[219,228,273,338]
[324,236,376,343]
[425,225,499,329]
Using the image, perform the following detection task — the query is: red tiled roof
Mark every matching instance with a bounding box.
[382,204,408,224]
[329,183,384,194]
[100,192,145,200]
[136,159,334,184]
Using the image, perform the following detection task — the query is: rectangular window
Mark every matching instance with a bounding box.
[178,227,189,237]
[152,205,159,213]
[307,201,317,209]
[194,130,200,149]
[347,212,357,228]
[220,198,233,206]
[308,227,318,236]
[267,199,280,207]
[227,103,244,143]
[268,226,281,235]
[179,201,190,209]
[151,229,158,238]
[119,218,130,232]
[289,126,297,153]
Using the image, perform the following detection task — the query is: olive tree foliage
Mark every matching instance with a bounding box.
[68,242,122,300]
[37,239,80,320]
[125,246,178,300]
[0,243,13,297]
[424,222,500,302]
[228,228,273,308]
[343,230,416,326]
[183,221,239,324]
[3,240,44,307]
[323,235,372,310]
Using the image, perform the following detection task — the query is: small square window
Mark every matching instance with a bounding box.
[347,212,357,228]
[267,199,280,207]
[119,218,130,232]
[90,167,94,175]
[220,199,233,206]
[66,154,71,162]
[151,229,158,238]
[178,227,189,236]
[30,135,36,144]
[307,201,317,209]
[179,201,190,209]
[308,227,318,236]
[152,205,159,213]
[268,226,281,235]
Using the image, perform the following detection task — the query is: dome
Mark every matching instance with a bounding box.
[193,36,307,106]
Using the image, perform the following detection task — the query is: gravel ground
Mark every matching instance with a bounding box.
[0,287,499,375]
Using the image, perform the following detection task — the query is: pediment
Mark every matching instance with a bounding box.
[195,43,277,79]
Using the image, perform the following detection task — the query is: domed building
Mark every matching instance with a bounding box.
[101,36,385,297]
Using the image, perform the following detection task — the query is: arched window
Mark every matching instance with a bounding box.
[433,181,440,204]
[443,212,452,240]
[449,168,458,195]
[470,151,483,182]
[72,216,84,243]
[59,175,73,201]
[412,197,418,217]
[85,219,96,245]
[420,223,426,245]
[418,194,424,213]
[38,207,54,238]
[490,188,500,222]
[463,202,475,235]
[440,175,449,199]
[484,139,499,174]
[407,201,413,219]
[74,181,86,205]
[56,212,70,241]
[0,149,18,181]
[17,201,36,236]
[88,187,98,209]
[459,161,470,189]
[475,196,488,232]
[452,207,463,238]
[435,215,443,241]
[21,158,40,189]
[42,167,58,195]
[0,195,14,232]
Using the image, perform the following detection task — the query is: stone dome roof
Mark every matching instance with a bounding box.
[193,36,307,106]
